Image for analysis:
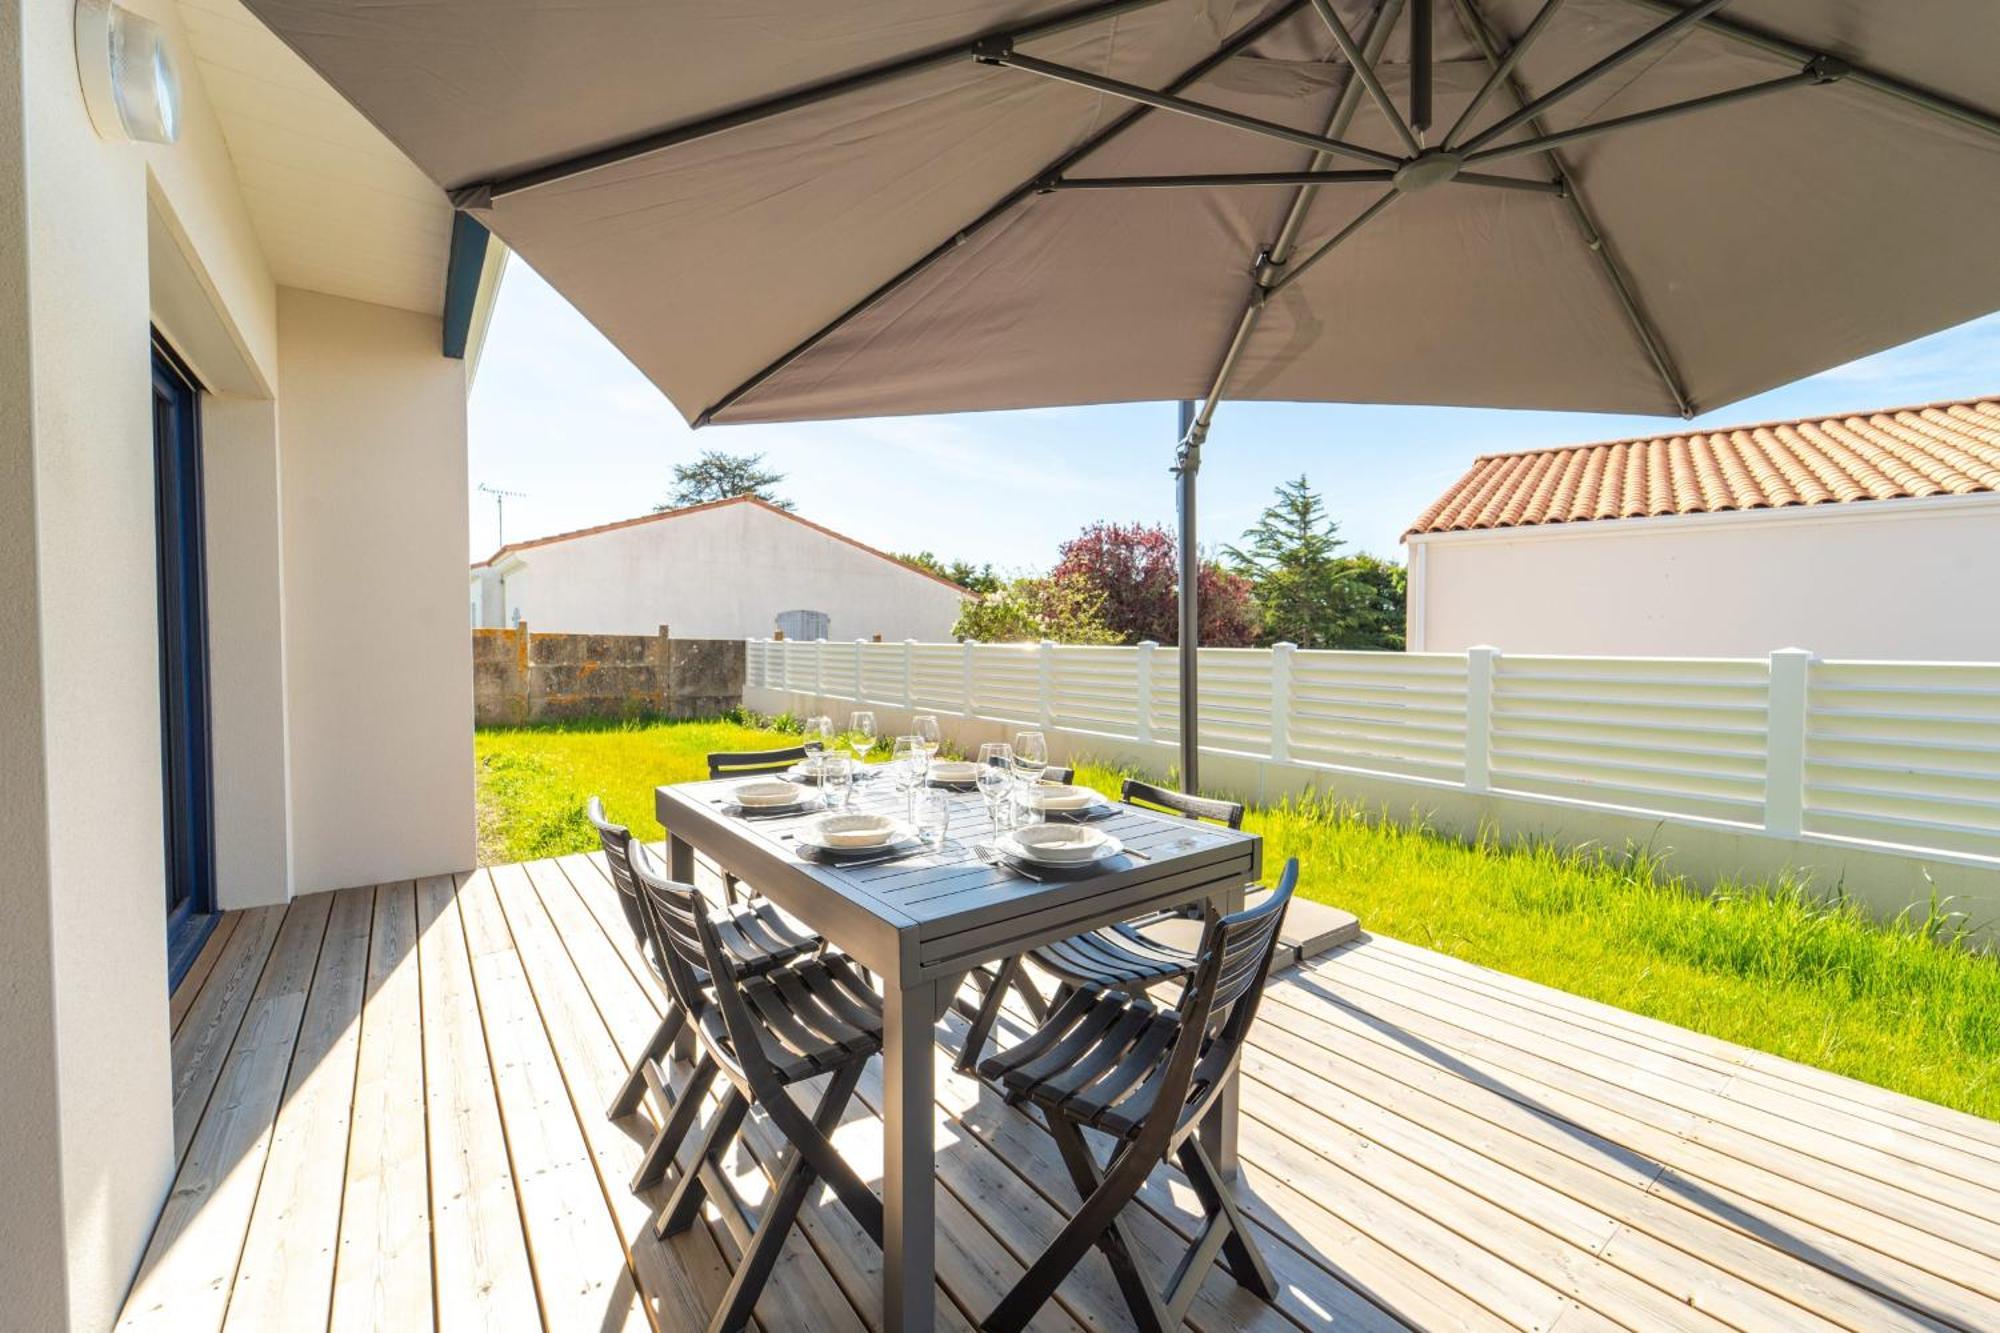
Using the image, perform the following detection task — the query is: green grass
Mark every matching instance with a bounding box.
[1072,763,2000,1119]
[474,715,805,864]
[472,719,2000,1119]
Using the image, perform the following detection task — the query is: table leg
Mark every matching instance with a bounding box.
[883,976,939,1333]
[1201,883,1248,1178]
[666,834,698,1062]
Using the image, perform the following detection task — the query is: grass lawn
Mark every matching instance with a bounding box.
[474,717,2000,1119]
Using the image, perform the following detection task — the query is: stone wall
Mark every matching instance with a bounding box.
[474,625,744,725]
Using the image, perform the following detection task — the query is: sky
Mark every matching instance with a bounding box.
[468,255,2000,572]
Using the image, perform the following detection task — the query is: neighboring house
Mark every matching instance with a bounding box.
[469,495,968,641]
[1404,397,2000,659]
[5,3,501,1326]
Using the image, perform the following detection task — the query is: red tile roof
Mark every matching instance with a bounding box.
[1406,396,2000,538]
[469,494,967,592]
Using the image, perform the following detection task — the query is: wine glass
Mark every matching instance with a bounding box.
[806,714,834,779]
[977,742,1014,835]
[912,714,942,761]
[849,710,876,765]
[891,736,924,821]
[1012,730,1048,784]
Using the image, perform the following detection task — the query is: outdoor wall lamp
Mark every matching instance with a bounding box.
[76,0,181,145]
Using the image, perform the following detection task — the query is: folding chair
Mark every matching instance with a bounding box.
[588,798,817,1131]
[952,779,1246,1072]
[629,841,885,1333]
[976,861,1296,1332]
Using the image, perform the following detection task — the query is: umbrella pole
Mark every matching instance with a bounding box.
[1175,399,1200,794]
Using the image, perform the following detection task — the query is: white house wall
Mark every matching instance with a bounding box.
[278,289,476,893]
[1410,497,2000,660]
[498,502,966,639]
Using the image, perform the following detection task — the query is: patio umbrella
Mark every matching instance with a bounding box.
[248,0,2000,787]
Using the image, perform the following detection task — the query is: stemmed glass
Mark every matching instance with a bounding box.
[848,710,876,766]
[1011,729,1048,826]
[806,714,834,779]
[891,735,925,822]
[912,714,941,763]
[977,742,1014,838]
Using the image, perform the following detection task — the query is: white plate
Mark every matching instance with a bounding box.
[795,816,918,856]
[997,829,1124,867]
[733,778,808,808]
[1024,783,1103,812]
[927,760,979,784]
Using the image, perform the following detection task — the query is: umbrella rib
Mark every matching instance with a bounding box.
[986,49,1403,169]
[1448,171,1566,195]
[1615,0,2000,144]
[1464,64,1837,165]
[465,0,1177,201]
[693,0,1314,425]
[1457,0,1733,157]
[1266,189,1401,296]
[1307,0,1422,156]
[1450,0,1694,417]
[1180,0,1405,449]
[1049,170,1397,189]
[1443,0,1565,149]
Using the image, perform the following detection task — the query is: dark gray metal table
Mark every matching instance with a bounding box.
[657,772,1261,1333]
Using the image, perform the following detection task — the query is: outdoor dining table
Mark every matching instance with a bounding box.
[656,769,1262,1332]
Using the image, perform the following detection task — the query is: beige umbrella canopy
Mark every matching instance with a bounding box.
[248,0,2000,782]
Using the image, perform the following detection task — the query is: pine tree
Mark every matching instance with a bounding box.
[655,450,793,511]
[1225,475,1350,647]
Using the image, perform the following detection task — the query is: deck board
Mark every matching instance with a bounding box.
[129,855,2000,1332]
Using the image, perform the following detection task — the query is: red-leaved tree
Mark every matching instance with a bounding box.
[1049,521,1256,646]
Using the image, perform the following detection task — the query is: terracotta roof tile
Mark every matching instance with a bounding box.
[1408,393,2000,537]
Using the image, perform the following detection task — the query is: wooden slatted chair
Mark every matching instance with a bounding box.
[588,798,818,1131]
[706,743,815,779]
[975,861,1296,1333]
[952,778,1246,1072]
[628,840,886,1333]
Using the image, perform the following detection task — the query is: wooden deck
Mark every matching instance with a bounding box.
[125,851,2000,1332]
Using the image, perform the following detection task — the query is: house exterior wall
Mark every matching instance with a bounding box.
[1,4,476,1324]
[1408,495,2000,660]
[484,501,966,639]
[278,288,476,893]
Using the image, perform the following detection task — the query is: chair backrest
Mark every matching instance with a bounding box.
[1043,765,1075,785]
[585,796,654,958]
[1156,859,1296,1149]
[626,840,715,1017]
[1120,777,1244,830]
[707,743,814,780]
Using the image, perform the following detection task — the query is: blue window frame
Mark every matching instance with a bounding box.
[154,336,218,988]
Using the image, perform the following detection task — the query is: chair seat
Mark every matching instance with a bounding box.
[1027,921,1197,991]
[711,898,820,975]
[699,953,884,1083]
[979,988,1188,1140]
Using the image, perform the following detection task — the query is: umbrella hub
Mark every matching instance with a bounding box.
[1393,150,1462,194]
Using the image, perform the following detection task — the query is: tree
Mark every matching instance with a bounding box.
[950,572,1118,644]
[896,550,1001,594]
[1225,474,1351,648]
[656,449,793,512]
[1048,521,1256,646]
[1329,553,1406,650]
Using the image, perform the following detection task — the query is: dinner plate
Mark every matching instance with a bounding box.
[794,816,919,856]
[996,829,1124,868]
[1023,783,1102,812]
[926,760,980,787]
[732,778,808,808]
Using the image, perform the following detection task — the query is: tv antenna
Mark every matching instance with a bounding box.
[478,482,529,546]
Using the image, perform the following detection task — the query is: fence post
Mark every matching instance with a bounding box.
[1765,647,1814,838]
[1269,642,1296,765]
[853,638,867,704]
[814,636,826,703]
[903,639,916,709]
[1039,639,1056,730]
[1134,640,1157,744]
[775,634,788,703]
[1464,645,1498,794]
[961,639,977,716]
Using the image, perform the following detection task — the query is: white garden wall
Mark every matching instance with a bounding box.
[746,638,2000,940]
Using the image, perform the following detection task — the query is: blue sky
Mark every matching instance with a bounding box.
[468,256,2000,571]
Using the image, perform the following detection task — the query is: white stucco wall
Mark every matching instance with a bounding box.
[279,289,476,893]
[484,500,968,639]
[1408,495,2000,660]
